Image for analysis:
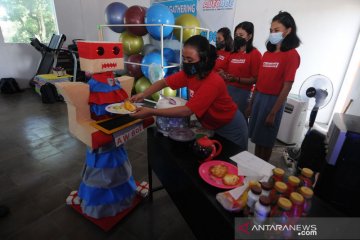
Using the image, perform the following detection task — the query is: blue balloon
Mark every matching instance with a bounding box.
[163,48,176,63]
[141,52,168,82]
[105,2,128,33]
[145,4,175,40]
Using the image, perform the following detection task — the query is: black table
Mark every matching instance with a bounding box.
[146,127,344,240]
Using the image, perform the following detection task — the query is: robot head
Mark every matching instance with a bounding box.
[77,41,124,74]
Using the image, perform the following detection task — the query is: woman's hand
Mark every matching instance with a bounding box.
[130,107,154,119]
[130,93,145,103]
[265,112,276,127]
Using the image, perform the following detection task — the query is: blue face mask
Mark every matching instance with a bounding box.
[269,32,284,45]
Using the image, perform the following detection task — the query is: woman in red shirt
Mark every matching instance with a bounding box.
[130,35,248,150]
[214,27,233,73]
[248,11,301,161]
[220,22,262,114]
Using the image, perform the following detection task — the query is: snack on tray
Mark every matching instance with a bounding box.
[222,173,240,186]
[209,164,228,178]
[124,100,137,112]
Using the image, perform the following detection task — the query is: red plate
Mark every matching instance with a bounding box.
[198,160,244,189]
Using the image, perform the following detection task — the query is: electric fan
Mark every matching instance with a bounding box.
[299,74,334,129]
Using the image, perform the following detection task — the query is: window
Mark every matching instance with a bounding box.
[0,0,58,43]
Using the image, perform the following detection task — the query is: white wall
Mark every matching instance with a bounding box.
[233,0,360,124]
[0,43,41,89]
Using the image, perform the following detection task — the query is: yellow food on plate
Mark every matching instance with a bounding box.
[209,164,228,178]
[222,173,240,186]
[124,100,137,112]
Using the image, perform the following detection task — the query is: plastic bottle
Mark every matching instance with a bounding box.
[268,168,285,186]
[254,196,271,224]
[260,181,273,197]
[298,168,314,188]
[244,185,262,216]
[285,176,300,197]
[269,181,287,206]
[298,186,314,216]
[268,197,292,240]
[289,192,304,217]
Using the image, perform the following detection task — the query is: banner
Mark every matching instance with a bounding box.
[151,0,237,44]
[197,0,237,44]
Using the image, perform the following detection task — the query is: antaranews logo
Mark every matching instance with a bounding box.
[235,218,319,240]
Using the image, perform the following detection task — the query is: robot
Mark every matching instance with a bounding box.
[57,41,153,230]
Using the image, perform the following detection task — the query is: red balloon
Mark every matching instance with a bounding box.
[124,6,148,36]
[126,54,144,79]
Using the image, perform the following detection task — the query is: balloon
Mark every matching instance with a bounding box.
[151,91,160,101]
[145,4,174,40]
[124,5,148,36]
[120,32,143,55]
[163,48,176,63]
[180,87,188,100]
[174,14,201,42]
[105,2,128,33]
[134,76,151,94]
[126,54,143,79]
[163,87,177,97]
[142,43,158,56]
[141,52,168,82]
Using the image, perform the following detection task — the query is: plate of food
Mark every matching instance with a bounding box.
[199,160,244,189]
[105,100,140,114]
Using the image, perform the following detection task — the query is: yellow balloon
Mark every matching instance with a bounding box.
[134,76,151,94]
[151,91,160,101]
[163,87,177,97]
[174,14,201,42]
[120,31,144,55]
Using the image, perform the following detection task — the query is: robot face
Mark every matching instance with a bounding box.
[77,41,124,74]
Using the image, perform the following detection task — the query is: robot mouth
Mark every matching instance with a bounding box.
[101,62,117,69]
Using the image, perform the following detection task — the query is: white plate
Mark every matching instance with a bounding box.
[105,102,142,114]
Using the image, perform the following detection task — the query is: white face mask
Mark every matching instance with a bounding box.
[269,32,284,44]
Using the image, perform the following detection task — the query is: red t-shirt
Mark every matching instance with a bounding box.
[256,49,300,95]
[214,50,231,72]
[165,71,237,130]
[226,48,262,90]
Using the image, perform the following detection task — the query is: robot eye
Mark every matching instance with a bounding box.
[113,46,120,55]
[97,46,104,56]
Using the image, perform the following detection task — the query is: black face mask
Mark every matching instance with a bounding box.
[233,36,247,51]
[182,62,199,76]
[216,41,225,50]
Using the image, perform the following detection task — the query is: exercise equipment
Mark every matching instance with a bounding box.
[124,5,148,36]
[126,54,143,79]
[105,2,128,33]
[174,14,201,41]
[145,4,174,40]
[120,32,144,55]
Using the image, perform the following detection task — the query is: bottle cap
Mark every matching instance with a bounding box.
[260,181,273,191]
[288,176,301,186]
[259,196,271,206]
[273,168,285,177]
[249,180,261,188]
[250,185,262,195]
[274,181,288,193]
[299,186,314,199]
[278,197,292,210]
[290,192,304,205]
[301,168,314,178]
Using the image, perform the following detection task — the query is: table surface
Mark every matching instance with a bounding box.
[146,127,344,240]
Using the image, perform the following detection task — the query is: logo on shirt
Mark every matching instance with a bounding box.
[263,62,279,68]
[189,89,194,98]
[231,59,246,64]
[217,55,225,60]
